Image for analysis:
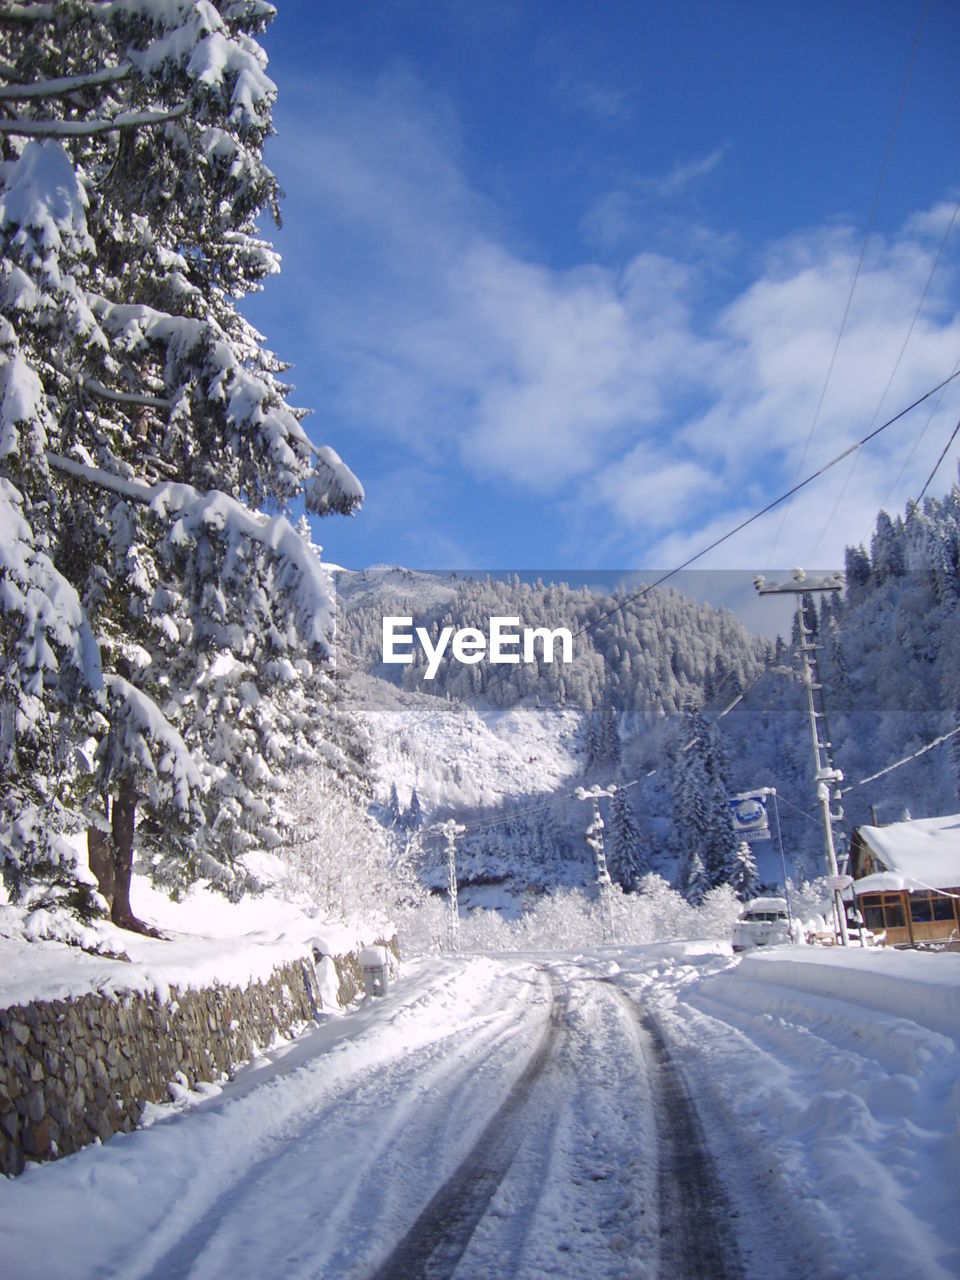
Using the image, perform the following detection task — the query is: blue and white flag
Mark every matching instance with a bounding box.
[728,791,771,843]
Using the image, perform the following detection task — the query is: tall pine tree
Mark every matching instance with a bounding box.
[0,2,363,926]
[608,784,647,890]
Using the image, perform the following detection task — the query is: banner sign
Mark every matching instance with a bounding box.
[728,791,771,843]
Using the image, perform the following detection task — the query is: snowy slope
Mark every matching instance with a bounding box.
[0,861,388,1009]
[350,671,584,814]
[334,564,461,613]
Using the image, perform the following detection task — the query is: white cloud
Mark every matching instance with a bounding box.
[592,443,720,531]
[266,70,960,571]
[581,148,729,250]
[650,148,728,199]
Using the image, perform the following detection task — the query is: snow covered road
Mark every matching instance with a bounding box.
[1,944,958,1280]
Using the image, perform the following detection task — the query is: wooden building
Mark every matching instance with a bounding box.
[849,813,960,947]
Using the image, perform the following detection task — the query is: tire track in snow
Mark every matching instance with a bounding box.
[130,961,549,1280]
[369,972,567,1280]
[606,981,745,1280]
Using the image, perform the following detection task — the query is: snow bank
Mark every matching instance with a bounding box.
[640,943,960,1280]
[0,868,395,1010]
[736,946,960,1040]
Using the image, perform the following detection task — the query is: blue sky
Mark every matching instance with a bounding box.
[244,0,960,585]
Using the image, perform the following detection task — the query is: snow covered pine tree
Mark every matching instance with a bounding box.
[0,1,362,929]
[671,711,739,901]
[608,783,647,891]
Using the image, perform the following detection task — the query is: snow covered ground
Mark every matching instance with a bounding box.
[0,866,386,1008]
[2,941,957,1280]
[615,943,960,1280]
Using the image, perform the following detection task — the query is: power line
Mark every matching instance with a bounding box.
[917,414,960,502]
[565,366,960,646]
[808,193,960,557]
[358,365,960,750]
[880,351,960,511]
[841,723,960,793]
[767,0,930,566]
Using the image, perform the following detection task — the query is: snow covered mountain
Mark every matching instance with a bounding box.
[335,480,960,912]
[335,568,770,906]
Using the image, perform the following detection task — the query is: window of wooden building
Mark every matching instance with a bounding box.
[860,893,906,932]
[908,892,958,925]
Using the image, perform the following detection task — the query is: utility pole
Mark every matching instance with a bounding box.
[575,784,617,944]
[438,820,465,952]
[755,570,850,945]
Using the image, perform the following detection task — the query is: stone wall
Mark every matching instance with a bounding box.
[0,937,398,1177]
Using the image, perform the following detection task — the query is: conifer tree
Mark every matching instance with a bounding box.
[729,840,760,901]
[387,783,403,828]
[602,699,621,768]
[672,744,709,900]
[684,850,710,906]
[0,2,363,925]
[608,784,647,890]
[405,787,423,831]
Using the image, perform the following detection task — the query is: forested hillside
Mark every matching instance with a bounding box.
[340,574,772,718]
[344,478,960,908]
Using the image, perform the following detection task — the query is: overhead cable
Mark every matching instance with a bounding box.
[917,415,960,503]
[358,366,960,750]
[767,0,931,565]
[566,365,960,645]
[881,350,960,511]
[808,193,960,557]
[841,722,960,793]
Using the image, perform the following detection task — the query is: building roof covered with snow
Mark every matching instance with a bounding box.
[850,813,960,893]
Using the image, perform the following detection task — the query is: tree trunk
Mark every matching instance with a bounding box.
[0,697,16,775]
[105,777,160,936]
[87,823,115,908]
[110,775,138,929]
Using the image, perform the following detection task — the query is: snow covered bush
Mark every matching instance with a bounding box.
[278,768,424,922]
[0,2,362,926]
[393,893,452,956]
[395,872,742,955]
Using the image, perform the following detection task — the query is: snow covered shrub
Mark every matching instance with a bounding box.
[393,893,450,956]
[411,872,742,954]
[0,3,362,924]
[510,886,601,949]
[609,873,699,943]
[692,882,742,938]
[278,768,424,922]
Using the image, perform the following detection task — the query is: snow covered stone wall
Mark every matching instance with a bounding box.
[0,939,398,1177]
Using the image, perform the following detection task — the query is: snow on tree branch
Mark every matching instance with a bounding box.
[101,672,203,813]
[0,105,188,137]
[0,5,57,20]
[0,140,94,259]
[47,452,337,653]
[308,445,365,516]
[0,476,102,696]
[0,63,132,101]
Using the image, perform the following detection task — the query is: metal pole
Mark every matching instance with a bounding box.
[794,597,848,944]
[769,788,795,938]
[439,820,464,952]
[756,573,849,946]
[576,785,617,944]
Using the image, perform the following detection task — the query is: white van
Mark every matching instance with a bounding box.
[732,896,793,952]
